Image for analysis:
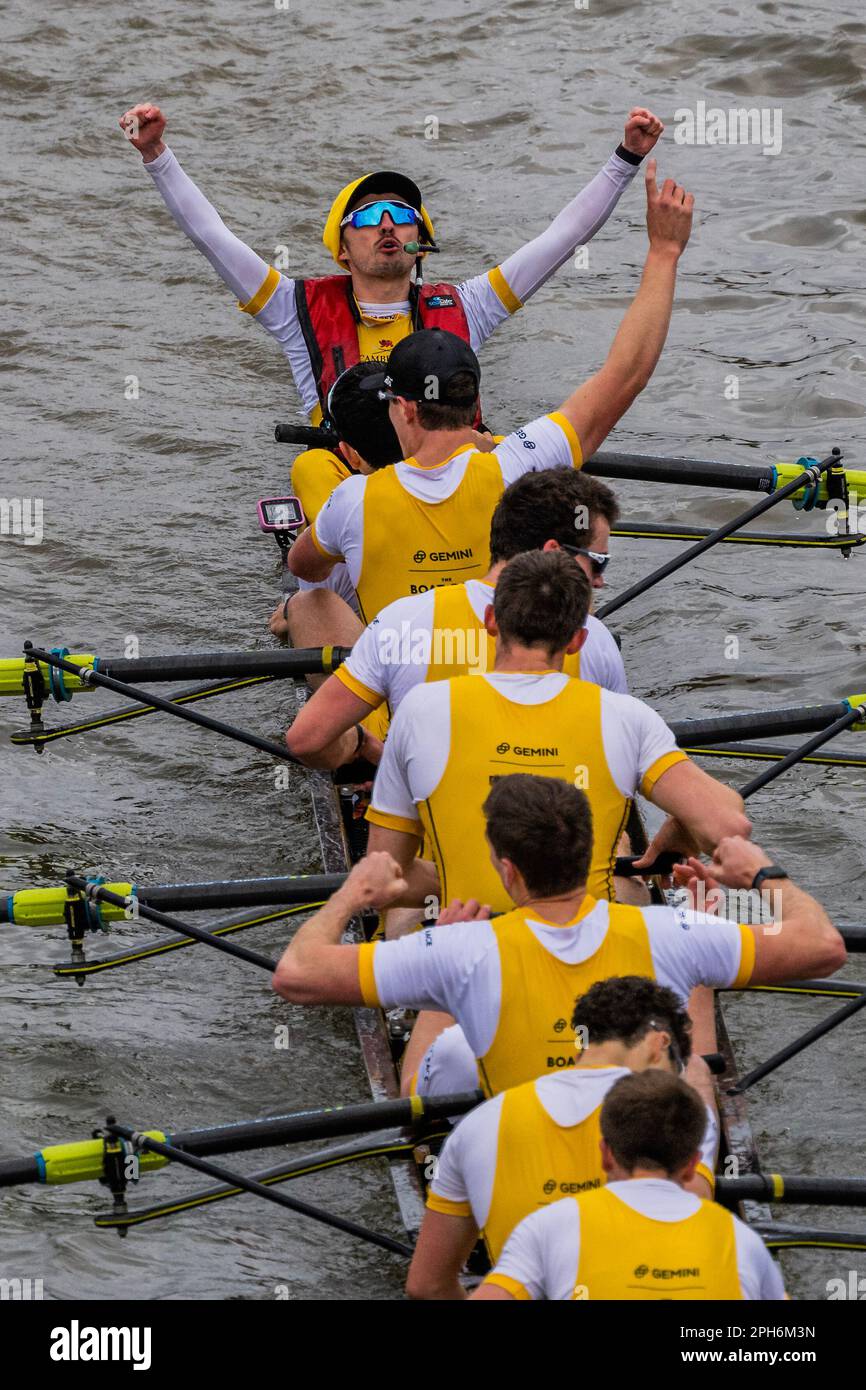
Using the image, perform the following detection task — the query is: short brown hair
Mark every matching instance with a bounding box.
[600,1071,707,1175]
[416,371,479,430]
[483,775,593,896]
[489,468,620,563]
[493,549,591,656]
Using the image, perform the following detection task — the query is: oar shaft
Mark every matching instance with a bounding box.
[728,990,866,1095]
[597,451,840,620]
[99,648,349,684]
[584,451,775,491]
[25,645,299,766]
[106,1123,413,1258]
[168,1091,482,1157]
[717,1174,866,1207]
[739,702,866,797]
[66,875,278,973]
[669,702,848,747]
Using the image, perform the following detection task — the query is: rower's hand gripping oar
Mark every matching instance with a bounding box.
[597,449,842,621]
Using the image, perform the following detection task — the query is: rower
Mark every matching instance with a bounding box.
[471,1070,786,1301]
[270,779,845,1100]
[285,159,694,624]
[285,467,624,771]
[363,549,748,912]
[268,361,403,656]
[119,102,663,443]
[406,975,719,1301]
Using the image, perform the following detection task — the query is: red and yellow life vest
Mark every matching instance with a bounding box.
[294,275,474,413]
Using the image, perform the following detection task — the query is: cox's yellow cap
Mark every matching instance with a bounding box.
[322,171,435,266]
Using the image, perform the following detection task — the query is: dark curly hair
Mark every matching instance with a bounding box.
[571,976,693,1065]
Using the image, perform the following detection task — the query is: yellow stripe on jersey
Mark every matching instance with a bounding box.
[334,664,385,708]
[309,520,343,561]
[484,1081,605,1262]
[696,1161,716,1194]
[357,942,380,1007]
[487,266,523,315]
[547,411,583,468]
[732,924,756,989]
[477,900,653,1096]
[640,748,689,797]
[238,266,281,316]
[426,1192,473,1218]
[417,675,631,908]
[361,701,391,742]
[576,1187,743,1299]
[365,807,423,837]
[484,1273,532,1300]
[292,448,353,525]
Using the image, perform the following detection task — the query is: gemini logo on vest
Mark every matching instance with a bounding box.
[49,1321,152,1371]
[634,1265,701,1280]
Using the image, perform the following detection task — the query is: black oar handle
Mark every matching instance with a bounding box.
[614,851,683,878]
[275,423,339,448]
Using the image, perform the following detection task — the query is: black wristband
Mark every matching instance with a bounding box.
[354,724,365,756]
[750,865,789,892]
[615,143,644,166]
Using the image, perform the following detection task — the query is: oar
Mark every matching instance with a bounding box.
[1,646,348,700]
[683,741,866,771]
[728,989,866,1096]
[63,874,278,974]
[753,1221,866,1254]
[24,645,303,767]
[0,1092,481,1187]
[9,857,678,934]
[9,674,279,748]
[51,904,320,980]
[597,450,841,620]
[613,520,864,551]
[716,1174,866,1209]
[3,873,344,927]
[737,700,866,798]
[104,1120,413,1258]
[94,1129,449,1232]
[584,447,863,499]
[668,697,863,748]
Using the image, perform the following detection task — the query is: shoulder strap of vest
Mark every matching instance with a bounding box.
[295,275,362,412]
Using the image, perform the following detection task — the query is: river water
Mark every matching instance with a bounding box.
[2,0,865,1301]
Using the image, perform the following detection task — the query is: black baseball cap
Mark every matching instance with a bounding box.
[345,171,424,215]
[359,328,481,405]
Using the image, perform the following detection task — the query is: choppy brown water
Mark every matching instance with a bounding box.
[2,0,865,1300]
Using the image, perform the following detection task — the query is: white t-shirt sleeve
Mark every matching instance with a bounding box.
[456,277,513,352]
[646,905,747,1000]
[429,1112,476,1206]
[735,1220,787,1300]
[311,475,365,563]
[490,1199,579,1301]
[369,682,450,820]
[414,1024,485,1098]
[582,616,628,694]
[495,414,580,485]
[371,921,497,1014]
[600,690,683,797]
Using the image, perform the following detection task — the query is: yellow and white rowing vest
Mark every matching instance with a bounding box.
[417,676,631,908]
[575,1187,743,1300]
[484,1081,605,1262]
[354,452,506,622]
[476,901,653,1096]
[427,583,583,682]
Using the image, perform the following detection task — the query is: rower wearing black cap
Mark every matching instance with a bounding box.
[287,160,695,624]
